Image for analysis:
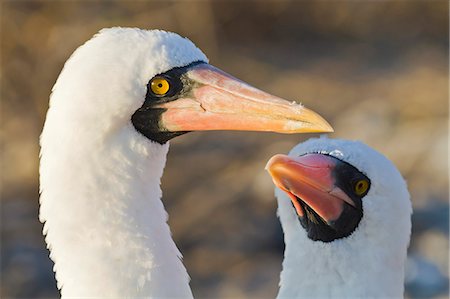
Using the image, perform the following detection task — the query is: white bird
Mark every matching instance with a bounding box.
[266,137,412,298]
[39,27,332,298]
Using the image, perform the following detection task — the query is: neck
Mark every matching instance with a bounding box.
[39,125,192,298]
[275,190,406,298]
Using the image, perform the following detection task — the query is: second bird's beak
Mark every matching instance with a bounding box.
[155,63,333,134]
[266,153,354,223]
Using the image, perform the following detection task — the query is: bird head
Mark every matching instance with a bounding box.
[48,28,332,145]
[266,137,412,244]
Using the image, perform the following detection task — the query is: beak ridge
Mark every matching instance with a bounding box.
[157,63,333,134]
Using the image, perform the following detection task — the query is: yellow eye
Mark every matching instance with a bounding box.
[150,77,170,95]
[354,180,369,196]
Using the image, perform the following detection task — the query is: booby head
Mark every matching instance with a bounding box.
[268,152,367,242]
[49,27,332,146]
[39,28,334,297]
[265,137,412,298]
[266,137,411,244]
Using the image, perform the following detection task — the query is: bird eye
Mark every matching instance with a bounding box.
[150,77,170,95]
[354,179,369,196]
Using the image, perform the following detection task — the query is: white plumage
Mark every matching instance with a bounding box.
[40,28,332,297]
[39,28,204,298]
[267,137,412,298]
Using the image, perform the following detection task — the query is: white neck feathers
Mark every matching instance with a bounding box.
[274,138,411,299]
[276,189,408,299]
[39,123,192,298]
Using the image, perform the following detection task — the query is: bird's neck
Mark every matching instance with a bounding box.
[39,125,192,298]
[276,191,406,298]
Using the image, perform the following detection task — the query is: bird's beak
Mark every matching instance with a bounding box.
[265,153,354,223]
[155,63,333,133]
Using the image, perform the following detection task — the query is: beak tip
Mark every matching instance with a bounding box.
[324,121,334,133]
[264,160,274,172]
[265,154,288,173]
[297,107,334,134]
[314,115,334,133]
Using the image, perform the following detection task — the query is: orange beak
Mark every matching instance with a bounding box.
[155,63,333,134]
[266,153,354,223]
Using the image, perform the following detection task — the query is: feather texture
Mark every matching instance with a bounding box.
[39,28,207,297]
[276,137,412,298]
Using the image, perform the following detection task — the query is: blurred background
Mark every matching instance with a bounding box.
[1,1,448,298]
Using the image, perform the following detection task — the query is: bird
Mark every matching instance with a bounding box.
[39,27,333,298]
[265,137,412,298]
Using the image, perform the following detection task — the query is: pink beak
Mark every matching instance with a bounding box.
[154,63,333,134]
[266,153,354,223]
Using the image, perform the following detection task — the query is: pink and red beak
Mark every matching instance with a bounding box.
[154,63,333,134]
[265,153,354,223]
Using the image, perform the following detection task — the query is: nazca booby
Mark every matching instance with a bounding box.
[266,137,411,298]
[39,28,333,298]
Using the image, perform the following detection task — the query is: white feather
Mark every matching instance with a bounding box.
[276,137,412,298]
[39,28,207,298]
